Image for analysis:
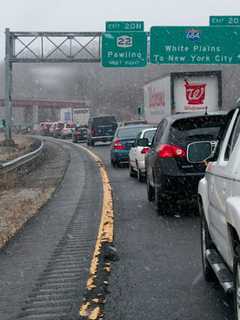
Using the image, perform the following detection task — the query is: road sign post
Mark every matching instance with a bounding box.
[102,32,147,67]
[4,28,15,145]
[150,26,240,64]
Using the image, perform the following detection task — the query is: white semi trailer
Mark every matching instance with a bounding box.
[144,71,222,124]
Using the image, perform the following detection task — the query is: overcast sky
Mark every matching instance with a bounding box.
[0,0,240,61]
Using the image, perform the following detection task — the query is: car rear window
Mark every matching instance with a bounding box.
[117,126,149,139]
[57,123,64,129]
[92,116,117,125]
[76,127,87,131]
[169,115,226,145]
[143,129,156,143]
[123,120,147,126]
[66,123,75,128]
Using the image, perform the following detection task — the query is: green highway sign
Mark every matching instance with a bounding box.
[150,26,240,64]
[102,32,147,67]
[106,21,144,32]
[210,16,240,26]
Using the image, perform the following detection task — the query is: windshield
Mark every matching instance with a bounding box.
[117,126,149,139]
[170,115,226,144]
[92,116,117,125]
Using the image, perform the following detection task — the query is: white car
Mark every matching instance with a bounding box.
[187,106,240,319]
[60,122,76,139]
[129,127,156,182]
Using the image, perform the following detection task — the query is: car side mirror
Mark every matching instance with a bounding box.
[187,141,213,163]
[138,138,149,147]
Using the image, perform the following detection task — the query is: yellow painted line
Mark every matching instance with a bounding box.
[78,145,114,319]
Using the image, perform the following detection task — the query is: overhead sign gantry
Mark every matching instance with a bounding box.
[4,29,102,143]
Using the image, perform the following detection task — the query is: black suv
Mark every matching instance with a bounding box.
[87,115,118,146]
[145,112,227,214]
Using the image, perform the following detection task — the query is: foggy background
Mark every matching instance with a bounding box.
[0,62,239,120]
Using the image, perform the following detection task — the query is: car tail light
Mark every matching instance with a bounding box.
[92,128,96,136]
[157,144,186,158]
[113,139,125,150]
[141,147,150,154]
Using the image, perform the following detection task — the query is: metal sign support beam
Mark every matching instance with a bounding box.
[4,28,14,144]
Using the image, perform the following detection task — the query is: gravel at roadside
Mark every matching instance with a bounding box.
[0,140,69,249]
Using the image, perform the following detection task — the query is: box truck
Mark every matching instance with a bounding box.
[60,108,90,126]
[144,71,222,124]
[72,108,90,126]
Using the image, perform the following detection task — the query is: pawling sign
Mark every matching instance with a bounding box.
[102,32,147,67]
[150,26,240,64]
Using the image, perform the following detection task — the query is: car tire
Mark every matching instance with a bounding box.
[117,162,123,168]
[154,186,166,215]
[146,175,155,202]
[234,253,240,320]
[111,160,117,168]
[129,164,136,177]
[201,216,216,282]
[88,139,94,146]
[137,164,145,183]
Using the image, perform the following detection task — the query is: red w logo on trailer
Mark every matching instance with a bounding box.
[184,80,206,105]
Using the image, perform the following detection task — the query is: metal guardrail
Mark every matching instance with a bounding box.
[0,139,44,173]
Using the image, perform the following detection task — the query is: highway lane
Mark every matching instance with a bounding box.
[89,143,234,320]
[0,141,103,320]
[0,138,235,320]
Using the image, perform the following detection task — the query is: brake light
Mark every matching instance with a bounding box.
[141,147,150,154]
[92,128,96,136]
[113,139,125,150]
[157,144,186,158]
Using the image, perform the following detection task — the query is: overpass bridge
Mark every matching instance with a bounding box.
[0,99,90,127]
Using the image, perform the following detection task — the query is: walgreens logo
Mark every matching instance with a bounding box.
[184,80,206,105]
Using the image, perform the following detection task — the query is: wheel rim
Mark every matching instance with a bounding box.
[236,264,240,319]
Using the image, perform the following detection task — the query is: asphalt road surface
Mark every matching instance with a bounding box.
[89,143,234,320]
[0,139,235,320]
[0,141,102,320]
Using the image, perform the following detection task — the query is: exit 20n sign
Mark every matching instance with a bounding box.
[102,32,147,67]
